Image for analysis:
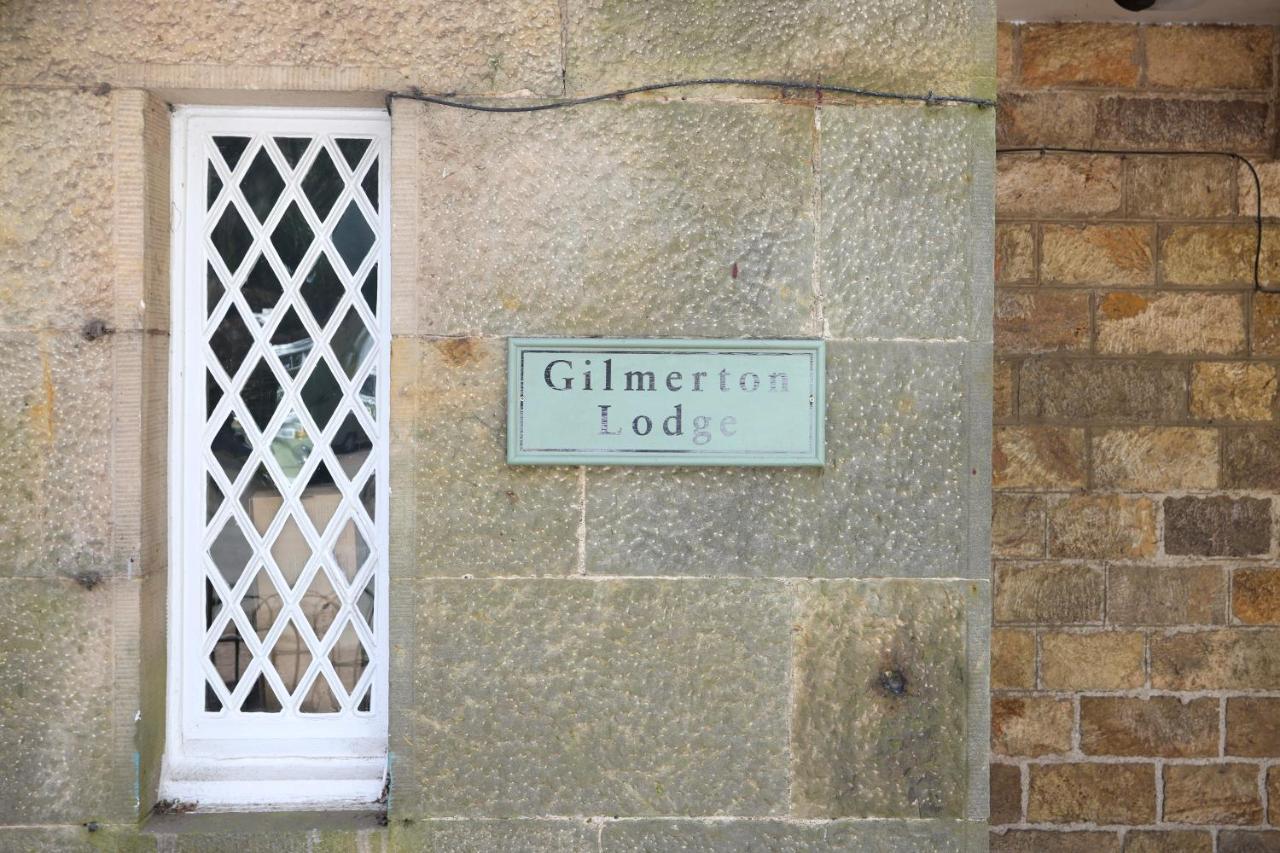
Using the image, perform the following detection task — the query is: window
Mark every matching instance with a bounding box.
[164,107,390,809]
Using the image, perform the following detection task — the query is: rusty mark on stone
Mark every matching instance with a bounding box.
[435,337,481,367]
[27,341,55,444]
[730,262,739,280]
[1100,292,1149,320]
[877,667,908,697]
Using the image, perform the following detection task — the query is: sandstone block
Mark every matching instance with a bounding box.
[1163,496,1271,557]
[1233,568,1280,625]
[1019,359,1185,423]
[992,696,1073,756]
[1223,429,1280,489]
[1096,97,1270,152]
[995,291,1089,355]
[1027,762,1155,824]
[996,154,1122,219]
[1107,564,1225,626]
[996,224,1035,285]
[1164,764,1263,825]
[1220,831,1280,853]
[995,562,1104,625]
[1096,292,1245,356]
[1253,294,1280,355]
[1127,155,1236,219]
[1048,495,1156,560]
[1145,26,1273,91]
[1041,631,1144,689]
[1152,629,1280,689]
[995,359,1016,420]
[997,92,1099,148]
[1239,160,1280,219]
[1042,224,1153,287]
[990,763,1022,825]
[1227,698,1280,757]
[1191,363,1277,421]
[997,24,1016,88]
[1124,831,1213,853]
[1020,24,1139,87]
[992,831,1121,853]
[1092,427,1219,491]
[389,820,593,852]
[992,628,1036,689]
[600,819,979,852]
[993,494,1045,558]
[1079,696,1218,757]
[994,427,1086,490]
[1161,224,1278,287]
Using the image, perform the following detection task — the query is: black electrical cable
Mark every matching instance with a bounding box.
[388,78,996,113]
[997,146,1269,293]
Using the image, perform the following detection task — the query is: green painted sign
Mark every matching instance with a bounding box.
[508,338,825,466]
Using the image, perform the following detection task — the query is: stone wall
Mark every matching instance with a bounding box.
[0,0,993,850]
[993,22,1280,853]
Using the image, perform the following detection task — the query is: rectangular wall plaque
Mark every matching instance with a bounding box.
[508,338,825,466]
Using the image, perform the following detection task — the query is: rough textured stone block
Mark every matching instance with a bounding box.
[1020,24,1139,87]
[996,224,1035,285]
[1041,224,1154,287]
[1107,565,1226,625]
[1079,697,1218,757]
[1192,363,1276,422]
[600,819,979,852]
[1027,763,1155,824]
[995,291,1089,355]
[1164,764,1263,825]
[1096,97,1270,152]
[997,23,1015,87]
[1092,427,1219,491]
[1227,698,1280,757]
[1223,429,1280,489]
[1040,631,1144,690]
[1048,495,1156,560]
[820,107,991,340]
[1019,359,1186,423]
[1272,770,1280,824]
[996,92,1098,148]
[416,100,816,338]
[992,628,1036,689]
[992,696,1072,756]
[388,820,594,852]
[0,578,114,823]
[0,827,110,852]
[1126,155,1236,219]
[991,764,1021,825]
[1240,160,1280,219]
[1220,831,1280,853]
[1145,26,1273,91]
[993,426,1085,490]
[992,831,1121,853]
[1233,568,1280,625]
[1254,294,1280,355]
[408,338,579,576]
[993,495,1045,558]
[402,579,790,816]
[1152,629,1280,689]
[1124,831,1213,853]
[1163,496,1271,557]
[791,580,972,818]
[1161,224,1277,287]
[0,89,113,332]
[565,0,994,96]
[996,154,1122,219]
[586,342,981,578]
[1096,292,1245,356]
[995,562,1103,625]
[994,359,1015,420]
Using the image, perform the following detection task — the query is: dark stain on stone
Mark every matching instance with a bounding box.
[83,822,99,833]
[82,318,113,341]
[92,82,112,97]
[730,262,739,279]
[436,337,481,367]
[878,667,908,697]
[152,799,197,815]
[72,570,102,591]
[505,489,519,504]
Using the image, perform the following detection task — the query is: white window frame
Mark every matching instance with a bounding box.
[163,106,391,810]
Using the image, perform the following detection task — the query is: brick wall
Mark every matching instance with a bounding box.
[994,22,1280,853]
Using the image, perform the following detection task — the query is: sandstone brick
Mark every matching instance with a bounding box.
[992,628,1036,690]
[1227,698,1280,756]
[1160,224,1269,287]
[1221,831,1280,853]
[1164,764,1263,825]
[1145,26,1273,91]
[997,24,1015,86]
[1048,495,1156,560]
[1271,769,1280,824]
[1092,427,1219,491]
[994,427,1086,490]
[1124,831,1212,853]
[996,291,1089,355]
[1240,160,1280,219]
[996,154,1122,219]
[1021,24,1139,88]
[993,494,1046,558]
[1127,155,1236,218]
[1041,631,1145,690]
[1042,224,1154,287]
[1253,294,1280,356]
[995,359,1016,420]
[1027,762,1155,824]
[991,763,1022,825]
[1164,496,1272,558]
[1233,568,1280,625]
[1107,565,1225,626]
[1096,292,1245,355]
[1224,429,1280,489]
[996,224,1035,285]
[1079,696,1218,757]
[1152,629,1280,689]
[1019,359,1186,423]
[1096,97,1270,153]
[1191,363,1277,421]
[992,696,1073,756]
[995,563,1104,625]
[997,91,1099,148]
[992,831,1121,853]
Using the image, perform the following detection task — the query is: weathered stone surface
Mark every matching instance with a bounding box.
[1092,427,1219,491]
[992,830,1121,853]
[142,813,383,852]
[408,338,579,576]
[1253,294,1280,355]
[991,763,1022,825]
[993,426,1085,490]
[995,291,1089,355]
[402,579,790,816]
[1226,698,1280,757]
[1164,764,1263,825]
[417,100,817,338]
[1107,565,1226,625]
[388,820,594,852]
[992,696,1072,756]
[0,332,113,578]
[820,107,991,340]
[1240,160,1280,219]
[0,88,112,331]
[0,827,112,852]
[994,359,1015,420]
[1019,359,1185,423]
[1126,155,1236,219]
[600,819,979,852]
[1272,769,1280,824]
[0,578,114,823]
[996,92,1098,148]
[1163,496,1271,558]
[1079,697,1218,757]
[1027,763,1155,824]
[996,224,1035,285]
[1161,224,1280,287]
[1096,97,1270,152]
[1223,429,1280,489]
[587,342,979,577]
[791,580,971,818]
[1192,363,1277,422]
[565,0,994,96]
[1220,831,1280,853]
[1048,495,1156,560]
[1041,224,1154,287]
[996,154,1122,219]
[1020,24,1139,87]
[1145,26,1273,91]
[991,628,1036,689]
[1040,631,1145,690]
[995,562,1103,624]
[993,494,1045,558]
[1124,831,1213,853]
[997,23,1015,87]
[1152,629,1280,689]
[1095,292,1245,356]
[1233,568,1280,625]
